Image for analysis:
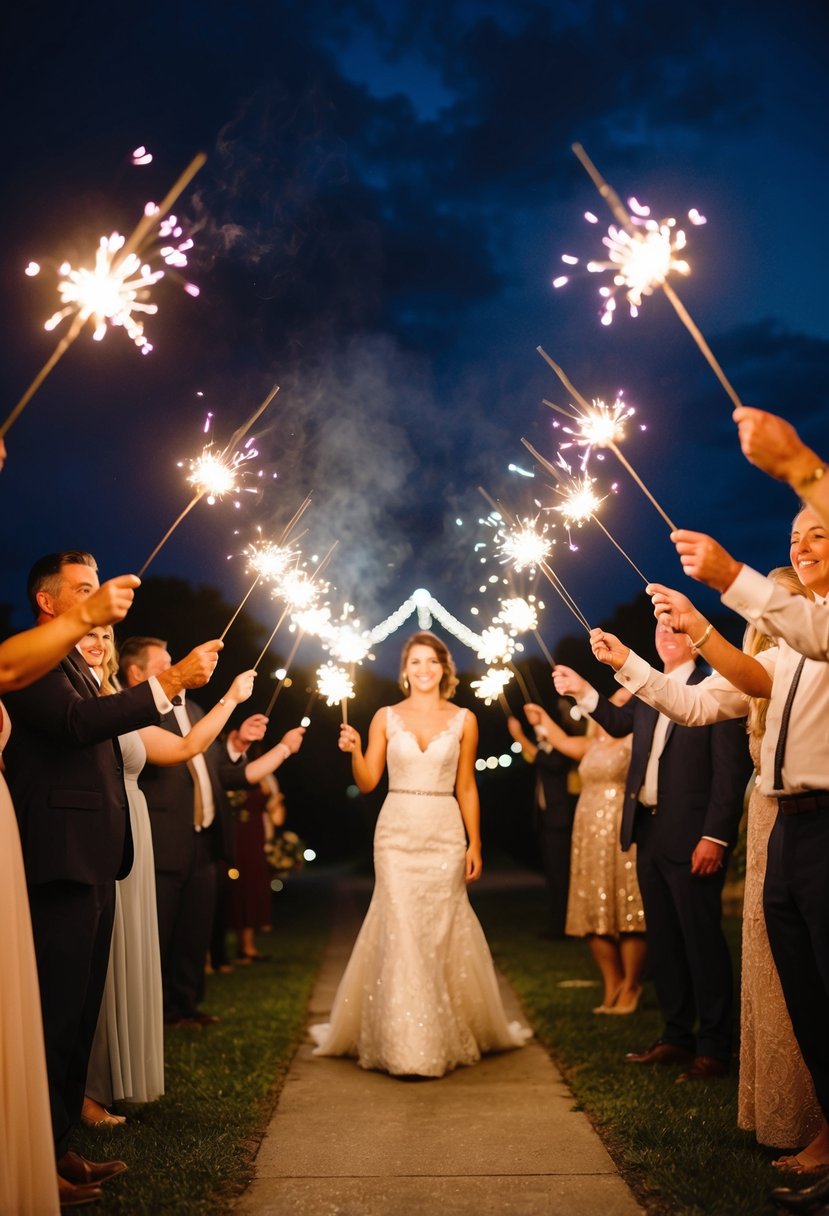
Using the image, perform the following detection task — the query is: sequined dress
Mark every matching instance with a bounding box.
[738,734,821,1147]
[311,705,530,1077]
[565,732,644,937]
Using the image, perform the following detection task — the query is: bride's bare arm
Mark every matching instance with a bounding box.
[456,711,482,883]
[338,708,387,793]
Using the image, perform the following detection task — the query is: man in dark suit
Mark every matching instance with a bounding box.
[119,636,266,1026]
[554,624,751,1080]
[3,551,220,1198]
[507,703,578,939]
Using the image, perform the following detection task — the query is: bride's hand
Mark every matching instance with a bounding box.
[338,724,362,753]
[465,843,482,883]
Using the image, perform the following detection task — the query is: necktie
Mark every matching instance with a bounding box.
[187,759,204,828]
[773,654,806,791]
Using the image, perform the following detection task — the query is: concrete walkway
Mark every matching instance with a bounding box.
[234,873,643,1216]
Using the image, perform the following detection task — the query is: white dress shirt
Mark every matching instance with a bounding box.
[172,691,216,830]
[723,565,829,662]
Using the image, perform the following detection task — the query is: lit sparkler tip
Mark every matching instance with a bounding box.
[554,475,604,527]
[316,662,354,706]
[471,667,513,704]
[495,597,539,635]
[497,518,553,573]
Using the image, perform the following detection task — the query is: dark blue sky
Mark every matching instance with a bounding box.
[1,0,827,674]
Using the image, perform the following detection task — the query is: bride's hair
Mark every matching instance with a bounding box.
[398,631,458,700]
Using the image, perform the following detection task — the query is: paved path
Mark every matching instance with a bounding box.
[234,874,643,1215]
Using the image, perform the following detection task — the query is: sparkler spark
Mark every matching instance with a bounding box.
[553,394,636,470]
[471,668,513,704]
[277,567,327,613]
[497,518,553,573]
[495,597,538,635]
[2,152,206,438]
[181,421,260,506]
[244,539,296,583]
[316,662,354,707]
[327,623,371,666]
[554,475,604,528]
[476,626,516,666]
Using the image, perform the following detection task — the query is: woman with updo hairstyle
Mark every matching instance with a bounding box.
[311,630,530,1078]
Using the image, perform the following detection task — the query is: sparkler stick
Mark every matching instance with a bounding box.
[252,606,290,672]
[302,687,319,721]
[497,692,512,720]
[533,629,556,668]
[533,351,677,531]
[3,153,207,437]
[591,516,649,584]
[508,662,532,703]
[137,492,203,577]
[219,573,261,642]
[264,630,305,717]
[570,143,745,411]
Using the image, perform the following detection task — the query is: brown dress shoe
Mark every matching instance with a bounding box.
[675,1055,729,1083]
[58,1175,103,1207]
[624,1040,694,1067]
[57,1151,128,1185]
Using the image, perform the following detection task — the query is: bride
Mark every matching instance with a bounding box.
[310,631,531,1077]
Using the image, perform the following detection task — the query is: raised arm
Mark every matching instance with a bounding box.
[733,407,828,525]
[139,672,256,765]
[455,711,482,883]
[338,708,388,793]
[523,704,591,761]
[0,575,139,694]
[646,584,772,698]
[242,726,306,784]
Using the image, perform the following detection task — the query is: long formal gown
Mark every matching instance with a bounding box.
[565,733,644,937]
[86,730,164,1106]
[738,735,821,1147]
[311,705,530,1077]
[0,702,60,1215]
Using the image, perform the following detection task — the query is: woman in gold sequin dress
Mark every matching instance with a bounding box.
[526,690,646,1014]
[310,632,530,1077]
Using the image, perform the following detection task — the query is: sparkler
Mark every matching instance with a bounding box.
[252,606,290,673]
[495,597,538,636]
[522,438,651,586]
[3,153,206,438]
[561,143,744,411]
[264,629,305,717]
[316,662,354,726]
[471,667,513,705]
[480,488,591,634]
[219,498,312,643]
[476,625,516,666]
[535,349,676,531]
[137,386,278,577]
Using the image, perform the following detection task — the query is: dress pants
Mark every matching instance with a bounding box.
[28,879,116,1156]
[536,820,572,938]
[155,826,217,1021]
[764,808,829,1120]
[634,810,733,1061]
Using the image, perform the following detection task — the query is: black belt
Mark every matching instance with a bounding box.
[777,790,829,815]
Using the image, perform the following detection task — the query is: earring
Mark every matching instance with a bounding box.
[402,676,409,691]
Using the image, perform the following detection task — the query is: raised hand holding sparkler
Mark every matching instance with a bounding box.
[317,661,354,725]
[4,152,207,437]
[558,143,744,411]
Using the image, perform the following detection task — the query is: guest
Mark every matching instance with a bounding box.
[118,636,266,1028]
[79,627,256,1125]
[523,694,646,1014]
[647,572,822,1149]
[506,701,578,939]
[228,730,306,963]
[2,550,219,1203]
[554,623,751,1082]
[0,518,139,1209]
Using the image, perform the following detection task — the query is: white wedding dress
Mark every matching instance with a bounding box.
[311,705,530,1077]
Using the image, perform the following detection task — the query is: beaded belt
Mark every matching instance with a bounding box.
[388,788,453,797]
[777,790,829,815]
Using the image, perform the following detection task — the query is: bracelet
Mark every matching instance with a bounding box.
[794,464,826,494]
[691,623,713,650]
[278,742,292,760]
[219,697,226,706]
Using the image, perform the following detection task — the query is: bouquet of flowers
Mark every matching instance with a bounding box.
[265,829,307,874]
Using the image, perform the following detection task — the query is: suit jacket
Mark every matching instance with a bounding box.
[138,700,249,872]
[533,747,576,831]
[589,666,751,860]
[3,651,163,885]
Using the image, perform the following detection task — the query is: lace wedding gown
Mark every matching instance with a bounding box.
[311,706,531,1077]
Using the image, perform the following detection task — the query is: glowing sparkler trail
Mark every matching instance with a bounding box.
[2,153,206,438]
[137,384,278,577]
[534,350,677,531]
[564,143,744,411]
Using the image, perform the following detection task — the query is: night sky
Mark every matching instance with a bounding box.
[1,0,827,679]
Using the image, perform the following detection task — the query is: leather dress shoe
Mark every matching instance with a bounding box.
[675,1055,729,1083]
[624,1040,694,1067]
[58,1175,103,1207]
[772,1170,829,1210]
[57,1151,128,1185]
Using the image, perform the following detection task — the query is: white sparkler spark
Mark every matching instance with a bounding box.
[495,597,538,635]
[554,476,604,527]
[471,668,513,704]
[316,662,354,706]
[180,425,260,506]
[245,540,295,583]
[327,623,371,665]
[278,568,325,612]
[498,518,553,572]
[476,626,516,666]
